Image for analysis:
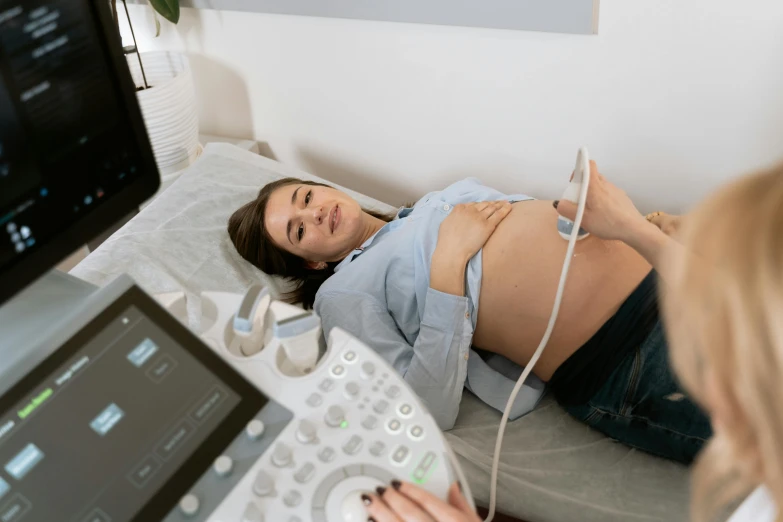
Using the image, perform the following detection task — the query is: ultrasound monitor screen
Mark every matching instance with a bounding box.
[0,287,267,522]
[0,0,158,303]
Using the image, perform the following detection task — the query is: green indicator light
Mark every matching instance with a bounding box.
[340,421,349,429]
[411,456,438,485]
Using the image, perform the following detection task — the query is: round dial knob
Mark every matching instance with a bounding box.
[325,405,346,428]
[342,490,371,522]
[179,494,199,517]
[242,501,264,522]
[213,455,233,477]
[246,419,265,440]
[360,361,376,380]
[344,382,360,400]
[271,443,293,467]
[253,470,276,497]
[296,419,318,444]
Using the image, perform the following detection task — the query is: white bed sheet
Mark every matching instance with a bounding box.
[72,143,690,522]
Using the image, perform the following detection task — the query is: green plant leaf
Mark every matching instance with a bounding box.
[149,0,179,24]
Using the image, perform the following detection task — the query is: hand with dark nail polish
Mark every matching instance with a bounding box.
[361,493,372,506]
[364,481,481,522]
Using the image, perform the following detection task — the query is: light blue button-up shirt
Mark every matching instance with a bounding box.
[314,178,546,430]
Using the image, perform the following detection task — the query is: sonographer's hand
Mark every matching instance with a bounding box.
[364,481,481,522]
[555,161,649,243]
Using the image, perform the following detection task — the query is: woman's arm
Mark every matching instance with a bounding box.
[316,289,471,430]
[614,217,685,283]
[648,211,684,237]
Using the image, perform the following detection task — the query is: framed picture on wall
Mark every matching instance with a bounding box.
[161,0,600,35]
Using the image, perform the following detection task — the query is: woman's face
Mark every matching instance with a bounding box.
[264,183,366,264]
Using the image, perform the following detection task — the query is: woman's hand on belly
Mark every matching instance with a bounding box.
[431,201,512,296]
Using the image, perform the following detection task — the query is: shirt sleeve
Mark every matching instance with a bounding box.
[316,288,471,430]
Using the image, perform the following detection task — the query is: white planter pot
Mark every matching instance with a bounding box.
[126,51,200,175]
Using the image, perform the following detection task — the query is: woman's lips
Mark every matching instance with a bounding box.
[330,205,340,233]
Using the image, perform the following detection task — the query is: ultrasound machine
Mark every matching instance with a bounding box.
[0,2,472,521]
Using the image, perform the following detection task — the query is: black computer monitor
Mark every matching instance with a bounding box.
[0,0,160,304]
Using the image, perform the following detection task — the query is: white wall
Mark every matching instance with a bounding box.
[122,0,783,211]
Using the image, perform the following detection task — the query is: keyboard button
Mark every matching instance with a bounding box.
[318,446,336,463]
[331,365,346,378]
[179,494,199,516]
[360,361,376,379]
[413,451,437,482]
[344,381,360,400]
[319,378,335,392]
[361,415,378,430]
[397,403,414,418]
[306,393,323,407]
[213,455,233,477]
[408,425,425,440]
[342,350,357,363]
[391,445,411,466]
[342,435,363,455]
[252,470,275,497]
[325,405,347,428]
[245,419,265,440]
[283,490,303,507]
[271,443,293,467]
[386,418,403,434]
[294,463,316,484]
[241,502,263,522]
[369,441,386,457]
[296,419,318,444]
[385,385,401,399]
[373,400,389,414]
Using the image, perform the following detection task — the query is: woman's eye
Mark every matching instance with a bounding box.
[305,191,312,205]
[297,224,304,241]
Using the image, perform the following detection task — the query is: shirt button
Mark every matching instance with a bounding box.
[464,353,469,361]
[443,204,451,211]
[465,312,470,319]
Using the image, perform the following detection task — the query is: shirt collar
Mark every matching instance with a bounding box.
[333,209,407,273]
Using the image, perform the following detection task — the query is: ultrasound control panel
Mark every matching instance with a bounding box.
[0,277,471,522]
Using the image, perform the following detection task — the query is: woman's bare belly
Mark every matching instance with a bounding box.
[473,200,652,381]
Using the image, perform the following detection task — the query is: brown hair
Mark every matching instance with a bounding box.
[663,163,783,521]
[227,178,395,309]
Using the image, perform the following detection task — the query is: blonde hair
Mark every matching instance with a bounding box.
[662,163,783,521]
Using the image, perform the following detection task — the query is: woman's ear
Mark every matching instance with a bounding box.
[306,261,328,270]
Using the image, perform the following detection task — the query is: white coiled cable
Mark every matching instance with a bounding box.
[484,147,592,522]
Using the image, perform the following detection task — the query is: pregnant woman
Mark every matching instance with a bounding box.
[228,162,711,463]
